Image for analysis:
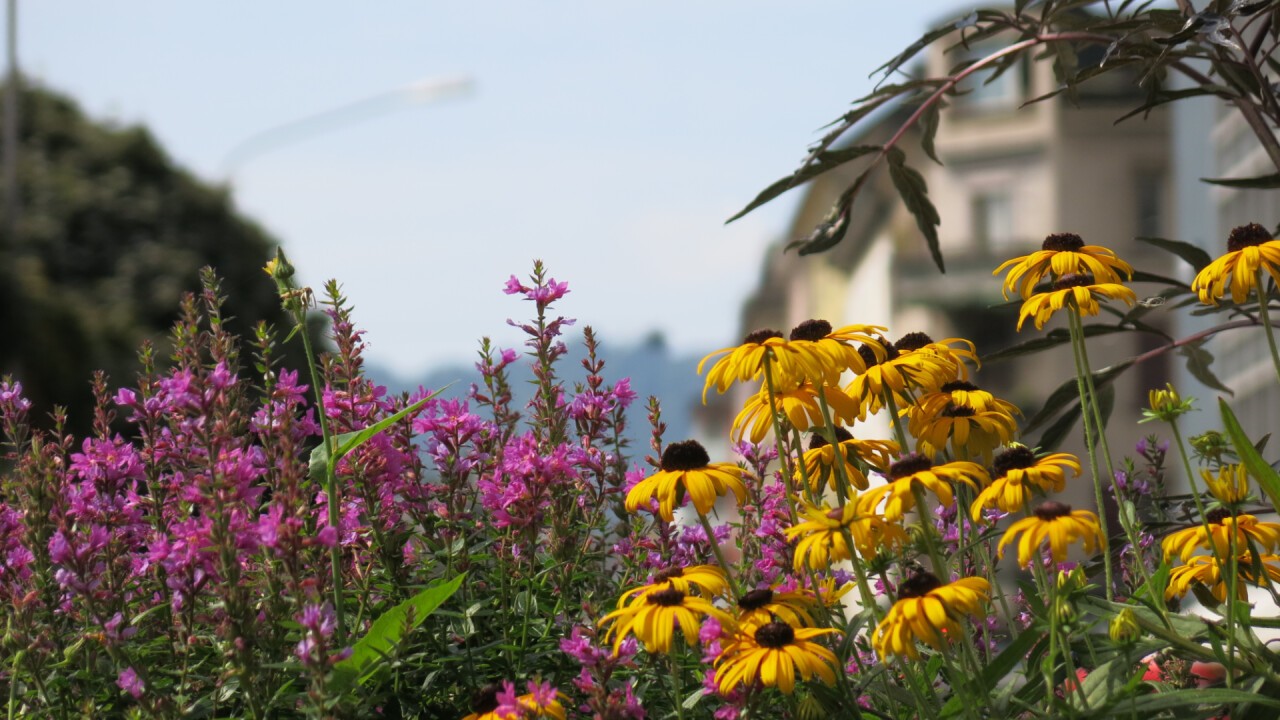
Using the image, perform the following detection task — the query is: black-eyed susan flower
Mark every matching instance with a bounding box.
[994,232,1134,300]
[845,337,955,417]
[1191,223,1280,305]
[699,323,888,402]
[798,427,898,494]
[731,379,859,443]
[857,454,988,522]
[1165,553,1280,604]
[871,572,991,661]
[735,586,818,631]
[1204,464,1251,506]
[626,564,730,601]
[1161,508,1280,563]
[714,621,840,695]
[785,498,907,571]
[1017,273,1137,331]
[464,682,566,720]
[892,332,981,386]
[970,445,1081,521]
[625,440,749,521]
[601,584,731,654]
[907,381,1020,462]
[997,501,1105,567]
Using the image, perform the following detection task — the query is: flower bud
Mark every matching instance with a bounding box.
[1109,608,1140,644]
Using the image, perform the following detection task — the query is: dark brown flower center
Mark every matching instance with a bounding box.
[647,587,686,607]
[1227,223,1271,253]
[941,404,976,418]
[653,566,685,583]
[992,445,1036,479]
[808,427,853,450]
[753,621,795,648]
[1033,501,1072,521]
[472,684,501,713]
[1206,507,1233,525]
[894,332,934,352]
[897,571,943,600]
[1042,233,1085,252]
[789,319,832,342]
[941,381,978,393]
[1052,273,1093,291]
[661,440,710,471]
[738,588,774,610]
[889,453,933,479]
[858,337,896,367]
[744,329,784,345]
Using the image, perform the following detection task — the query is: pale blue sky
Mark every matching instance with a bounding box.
[18,1,969,377]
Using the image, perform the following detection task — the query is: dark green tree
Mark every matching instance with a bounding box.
[0,81,319,428]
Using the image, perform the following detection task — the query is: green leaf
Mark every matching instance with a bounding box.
[1180,341,1234,394]
[728,146,882,223]
[940,629,1046,718]
[886,147,943,272]
[1127,688,1280,713]
[333,573,466,685]
[308,387,447,485]
[1037,400,1083,452]
[1201,172,1280,189]
[982,325,1127,364]
[1220,398,1280,514]
[1136,236,1213,272]
[919,99,945,166]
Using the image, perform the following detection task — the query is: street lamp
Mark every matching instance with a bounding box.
[220,74,473,177]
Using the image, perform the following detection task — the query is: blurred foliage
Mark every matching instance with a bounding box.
[0,81,322,429]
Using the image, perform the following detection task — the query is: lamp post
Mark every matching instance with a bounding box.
[220,74,473,177]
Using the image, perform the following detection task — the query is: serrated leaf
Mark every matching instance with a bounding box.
[729,146,882,223]
[886,147,943,272]
[1136,236,1213,272]
[1220,398,1280,515]
[333,573,466,686]
[1201,172,1280,189]
[1114,87,1227,124]
[919,99,946,165]
[1180,341,1234,394]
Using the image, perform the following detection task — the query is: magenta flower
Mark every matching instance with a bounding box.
[117,667,144,699]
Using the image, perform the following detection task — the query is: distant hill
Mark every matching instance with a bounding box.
[371,331,711,462]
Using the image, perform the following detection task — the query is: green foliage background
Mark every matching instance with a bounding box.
[0,81,321,429]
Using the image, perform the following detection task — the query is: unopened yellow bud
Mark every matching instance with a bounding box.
[1109,608,1140,644]
[1141,383,1195,423]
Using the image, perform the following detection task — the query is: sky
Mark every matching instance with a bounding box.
[16,1,971,379]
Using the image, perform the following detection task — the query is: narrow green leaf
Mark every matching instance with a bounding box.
[334,387,447,459]
[1220,398,1280,514]
[1201,172,1280,189]
[1038,401,1083,452]
[1128,688,1280,712]
[1136,236,1213,272]
[919,99,945,166]
[334,573,466,684]
[1181,341,1233,394]
[886,147,943,272]
[728,146,882,223]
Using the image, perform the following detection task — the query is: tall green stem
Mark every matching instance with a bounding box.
[1064,308,1114,600]
[1255,268,1280,387]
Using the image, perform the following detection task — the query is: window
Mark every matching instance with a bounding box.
[971,191,1015,250]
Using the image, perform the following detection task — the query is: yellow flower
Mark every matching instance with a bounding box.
[1191,222,1280,305]
[970,445,1081,521]
[1161,509,1280,563]
[785,498,907,571]
[907,381,1019,462]
[1204,464,1251,506]
[699,323,888,401]
[892,333,982,386]
[623,565,730,602]
[1017,274,1137,331]
[872,573,991,661]
[798,428,898,494]
[731,379,859,444]
[993,233,1133,299]
[997,501,1105,567]
[844,335,956,417]
[463,684,566,720]
[625,440,748,521]
[1141,383,1196,423]
[601,584,731,654]
[1165,553,1280,604]
[714,621,840,695]
[857,454,988,522]
[735,586,818,632]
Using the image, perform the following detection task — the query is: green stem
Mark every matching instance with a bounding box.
[1065,308,1114,601]
[1256,268,1280,387]
[761,360,801,526]
[911,484,948,579]
[696,511,742,600]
